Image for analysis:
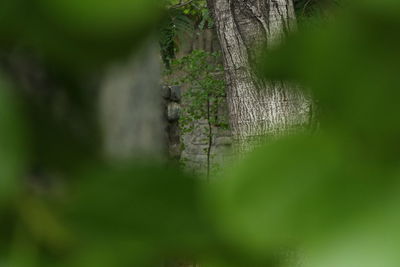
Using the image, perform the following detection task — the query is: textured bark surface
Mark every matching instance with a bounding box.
[99,38,165,159]
[208,0,311,153]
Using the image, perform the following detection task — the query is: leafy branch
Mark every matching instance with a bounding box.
[168,50,227,177]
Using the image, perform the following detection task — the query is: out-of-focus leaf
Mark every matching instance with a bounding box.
[259,0,400,160]
[0,0,163,76]
[0,76,27,205]
[63,162,211,265]
[18,195,72,251]
[69,240,161,267]
[252,1,400,265]
[205,134,397,260]
[304,178,400,267]
[6,229,39,267]
[26,104,100,175]
[38,0,162,38]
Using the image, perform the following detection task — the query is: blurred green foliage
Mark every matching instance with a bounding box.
[294,0,340,19]
[0,0,162,76]
[1,0,400,266]
[0,77,27,205]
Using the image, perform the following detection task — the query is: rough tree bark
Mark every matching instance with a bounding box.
[207,0,311,153]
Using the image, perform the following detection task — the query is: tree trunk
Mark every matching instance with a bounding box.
[207,0,311,153]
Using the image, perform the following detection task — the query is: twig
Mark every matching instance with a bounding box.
[170,0,194,9]
[302,0,314,16]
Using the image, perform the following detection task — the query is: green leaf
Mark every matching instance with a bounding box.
[205,134,394,259]
[0,0,163,76]
[64,162,212,265]
[0,76,27,206]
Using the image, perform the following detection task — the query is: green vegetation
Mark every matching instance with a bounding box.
[161,0,212,68]
[0,0,400,266]
[169,50,227,176]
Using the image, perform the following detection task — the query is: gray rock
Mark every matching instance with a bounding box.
[215,136,232,146]
[162,85,171,99]
[168,143,181,159]
[167,102,181,121]
[189,153,208,163]
[170,85,181,102]
[184,144,209,155]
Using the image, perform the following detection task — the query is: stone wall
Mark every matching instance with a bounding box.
[163,84,232,175]
[163,28,233,175]
[163,85,182,161]
[180,101,232,174]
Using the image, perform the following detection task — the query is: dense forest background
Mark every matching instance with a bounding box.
[1,0,400,266]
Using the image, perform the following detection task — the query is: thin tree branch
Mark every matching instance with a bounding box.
[302,0,314,16]
[170,0,194,9]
